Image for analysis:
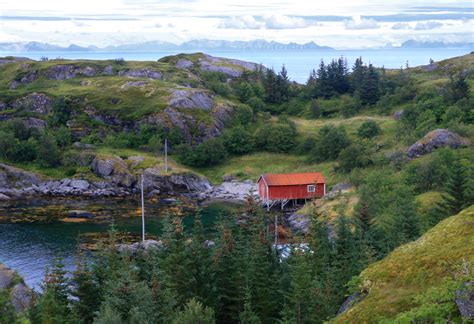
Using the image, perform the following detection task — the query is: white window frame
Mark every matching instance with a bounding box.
[307,185,315,193]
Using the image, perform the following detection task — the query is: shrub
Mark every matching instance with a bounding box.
[357,120,381,139]
[310,125,350,162]
[247,97,265,112]
[222,126,254,155]
[338,143,372,173]
[37,134,61,167]
[254,123,297,153]
[176,138,228,167]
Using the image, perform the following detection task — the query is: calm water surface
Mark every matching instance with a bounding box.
[0,197,233,290]
[1,48,471,83]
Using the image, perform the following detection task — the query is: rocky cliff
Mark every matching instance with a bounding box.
[0,53,260,144]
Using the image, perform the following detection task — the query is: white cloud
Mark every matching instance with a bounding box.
[218,15,263,29]
[414,21,443,30]
[344,15,379,29]
[392,22,410,30]
[218,15,317,29]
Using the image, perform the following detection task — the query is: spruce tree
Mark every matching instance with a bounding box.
[71,255,101,323]
[360,64,380,106]
[429,159,469,225]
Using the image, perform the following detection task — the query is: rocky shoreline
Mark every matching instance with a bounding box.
[0,162,258,204]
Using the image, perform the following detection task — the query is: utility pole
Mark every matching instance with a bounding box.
[141,174,145,242]
[164,138,168,173]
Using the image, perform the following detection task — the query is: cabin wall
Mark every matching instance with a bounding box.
[266,183,324,200]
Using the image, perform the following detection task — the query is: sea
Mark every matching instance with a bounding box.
[1,48,471,83]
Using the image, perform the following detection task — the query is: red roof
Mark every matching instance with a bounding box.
[259,172,325,186]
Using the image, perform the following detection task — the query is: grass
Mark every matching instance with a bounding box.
[333,205,474,323]
[194,152,339,185]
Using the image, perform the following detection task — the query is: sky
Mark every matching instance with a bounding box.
[0,0,473,48]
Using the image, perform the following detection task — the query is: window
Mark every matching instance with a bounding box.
[307,185,315,193]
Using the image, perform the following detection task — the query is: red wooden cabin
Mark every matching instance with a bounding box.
[258,172,326,210]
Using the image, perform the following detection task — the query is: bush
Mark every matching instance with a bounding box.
[176,138,228,167]
[247,97,265,112]
[338,143,372,173]
[309,125,350,162]
[357,120,381,139]
[254,123,297,153]
[222,126,254,155]
[309,100,321,119]
[37,134,61,167]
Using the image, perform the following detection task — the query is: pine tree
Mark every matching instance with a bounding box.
[71,255,101,323]
[161,215,197,307]
[351,57,365,92]
[172,298,215,324]
[429,159,469,225]
[36,258,74,324]
[239,288,261,324]
[360,64,380,106]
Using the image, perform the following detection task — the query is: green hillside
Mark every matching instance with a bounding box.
[334,205,474,323]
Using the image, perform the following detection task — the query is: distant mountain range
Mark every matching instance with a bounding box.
[1,39,473,52]
[398,40,474,49]
[0,39,333,52]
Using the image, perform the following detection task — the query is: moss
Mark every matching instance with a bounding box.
[332,205,474,323]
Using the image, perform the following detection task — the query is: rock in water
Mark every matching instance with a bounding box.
[10,283,33,313]
[407,129,470,158]
[67,210,95,219]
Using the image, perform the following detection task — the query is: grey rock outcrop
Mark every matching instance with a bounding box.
[0,264,15,289]
[337,292,366,315]
[70,180,90,190]
[10,70,38,89]
[176,59,194,69]
[197,54,260,78]
[143,167,211,193]
[407,129,470,158]
[11,93,52,114]
[118,68,162,79]
[22,117,48,130]
[0,163,43,189]
[91,156,136,188]
[45,65,98,80]
[117,240,163,254]
[170,89,214,110]
[45,64,77,80]
[456,282,474,319]
[286,213,311,234]
[209,180,258,202]
[10,283,33,313]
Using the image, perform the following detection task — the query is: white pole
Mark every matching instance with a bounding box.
[164,138,168,173]
[141,174,145,242]
[274,214,278,245]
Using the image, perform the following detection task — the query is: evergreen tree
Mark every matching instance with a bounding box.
[351,57,365,92]
[360,64,380,106]
[172,298,215,324]
[429,159,469,225]
[71,255,101,323]
[239,288,261,324]
[161,215,197,307]
[36,258,74,324]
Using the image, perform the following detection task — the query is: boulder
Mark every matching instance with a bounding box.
[91,157,127,177]
[118,68,162,79]
[455,282,474,319]
[10,70,38,89]
[11,93,52,114]
[67,210,94,219]
[0,163,43,188]
[407,129,470,158]
[45,64,77,80]
[127,156,145,168]
[103,65,114,75]
[10,283,33,312]
[69,180,90,190]
[22,117,48,130]
[0,264,15,289]
[143,167,211,193]
[393,110,404,120]
[176,59,194,69]
[169,89,214,110]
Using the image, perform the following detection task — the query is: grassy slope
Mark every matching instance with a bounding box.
[333,205,474,323]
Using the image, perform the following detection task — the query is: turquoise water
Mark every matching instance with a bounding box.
[0,198,233,290]
[1,48,471,83]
